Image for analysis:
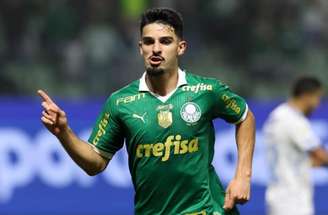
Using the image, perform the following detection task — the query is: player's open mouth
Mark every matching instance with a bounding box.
[149,56,163,66]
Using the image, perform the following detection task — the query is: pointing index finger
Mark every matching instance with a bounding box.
[37,89,54,103]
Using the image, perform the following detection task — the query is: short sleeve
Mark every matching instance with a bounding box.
[88,96,124,159]
[212,80,248,124]
[289,120,321,152]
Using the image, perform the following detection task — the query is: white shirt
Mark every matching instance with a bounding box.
[263,103,321,215]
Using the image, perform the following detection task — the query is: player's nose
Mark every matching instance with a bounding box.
[152,41,162,54]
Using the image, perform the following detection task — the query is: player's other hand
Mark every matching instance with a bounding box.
[37,89,68,137]
[223,178,251,211]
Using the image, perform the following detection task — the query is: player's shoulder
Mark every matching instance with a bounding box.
[184,71,227,94]
[269,103,308,127]
[272,103,302,119]
[269,103,291,121]
[105,79,141,105]
[185,71,220,85]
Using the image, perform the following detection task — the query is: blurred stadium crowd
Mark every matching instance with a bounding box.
[0,0,327,98]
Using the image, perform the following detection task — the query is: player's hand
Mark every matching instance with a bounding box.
[37,89,68,137]
[223,178,251,211]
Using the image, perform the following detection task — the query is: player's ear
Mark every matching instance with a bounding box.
[138,40,143,55]
[177,40,187,56]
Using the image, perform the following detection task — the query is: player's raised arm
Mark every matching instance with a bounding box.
[37,89,109,176]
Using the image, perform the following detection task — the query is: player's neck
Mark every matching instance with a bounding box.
[146,68,179,96]
[288,99,307,115]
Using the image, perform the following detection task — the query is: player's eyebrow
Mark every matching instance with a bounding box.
[142,36,175,44]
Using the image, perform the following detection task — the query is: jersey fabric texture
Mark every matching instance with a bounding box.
[88,69,248,215]
[263,103,321,215]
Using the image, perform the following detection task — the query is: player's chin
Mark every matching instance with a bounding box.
[146,66,165,76]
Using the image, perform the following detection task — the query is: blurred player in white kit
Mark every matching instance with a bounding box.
[263,76,328,215]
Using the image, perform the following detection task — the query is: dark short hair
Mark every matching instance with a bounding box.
[292,76,322,97]
[140,8,184,39]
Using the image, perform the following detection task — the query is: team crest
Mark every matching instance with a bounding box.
[157,104,174,128]
[180,102,201,124]
[157,110,173,128]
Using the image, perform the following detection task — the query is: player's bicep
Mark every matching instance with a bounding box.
[91,144,112,168]
[212,80,248,124]
[88,97,124,158]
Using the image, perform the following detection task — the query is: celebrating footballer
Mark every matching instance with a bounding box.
[38,8,256,215]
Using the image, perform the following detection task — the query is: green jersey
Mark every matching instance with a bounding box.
[88,69,247,215]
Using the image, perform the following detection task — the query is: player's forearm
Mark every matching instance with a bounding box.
[318,149,328,166]
[57,127,108,175]
[310,148,328,167]
[234,110,256,180]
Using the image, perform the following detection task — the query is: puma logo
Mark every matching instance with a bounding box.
[132,112,147,123]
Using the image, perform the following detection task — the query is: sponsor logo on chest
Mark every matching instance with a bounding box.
[136,135,199,161]
[182,83,213,93]
[116,93,146,105]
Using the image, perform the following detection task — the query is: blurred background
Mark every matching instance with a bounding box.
[1,0,328,98]
[0,0,327,214]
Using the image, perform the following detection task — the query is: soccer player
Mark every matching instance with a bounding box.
[263,77,328,215]
[38,8,256,215]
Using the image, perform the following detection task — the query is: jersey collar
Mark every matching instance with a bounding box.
[138,68,187,92]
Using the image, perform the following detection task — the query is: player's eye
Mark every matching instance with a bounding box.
[142,38,154,45]
[160,37,173,45]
